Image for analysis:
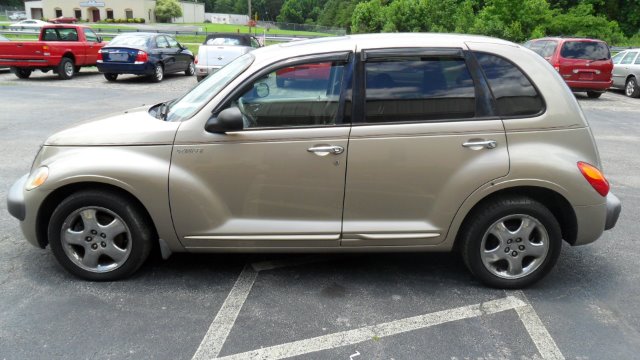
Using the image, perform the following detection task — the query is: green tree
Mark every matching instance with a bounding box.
[351,0,389,33]
[547,3,625,44]
[470,0,551,42]
[155,0,183,22]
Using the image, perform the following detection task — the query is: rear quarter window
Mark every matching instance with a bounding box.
[474,52,544,117]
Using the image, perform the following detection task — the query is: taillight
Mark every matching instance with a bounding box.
[97,51,103,62]
[578,162,609,197]
[134,50,148,64]
[553,63,560,72]
[195,55,198,64]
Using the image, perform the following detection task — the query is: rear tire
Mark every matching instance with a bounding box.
[57,57,75,80]
[625,77,640,98]
[11,67,32,79]
[586,91,603,99]
[150,63,164,83]
[47,190,153,281]
[460,196,562,289]
[104,73,118,82]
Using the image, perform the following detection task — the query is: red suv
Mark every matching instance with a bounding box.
[525,38,613,98]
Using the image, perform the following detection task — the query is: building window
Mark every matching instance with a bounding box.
[55,8,62,17]
[74,9,81,19]
[125,9,133,19]
[106,9,113,19]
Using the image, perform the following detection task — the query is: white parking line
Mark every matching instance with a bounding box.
[251,255,339,272]
[511,290,565,360]
[191,264,259,360]
[214,296,527,360]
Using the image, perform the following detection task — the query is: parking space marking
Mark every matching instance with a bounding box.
[214,296,527,360]
[192,264,259,360]
[511,291,565,360]
[251,255,339,272]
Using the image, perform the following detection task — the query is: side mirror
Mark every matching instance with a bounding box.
[205,107,244,133]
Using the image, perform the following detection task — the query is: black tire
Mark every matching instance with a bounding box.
[625,77,640,98]
[150,63,164,83]
[460,196,562,289]
[185,59,195,76]
[586,91,602,99]
[276,77,285,87]
[196,76,205,82]
[104,73,118,82]
[57,57,75,80]
[11,67,32,79]
[47,190,153,281]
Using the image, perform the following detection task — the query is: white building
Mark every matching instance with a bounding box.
[23,0,204,23]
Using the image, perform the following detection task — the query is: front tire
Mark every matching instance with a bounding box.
[625,77,640,98]
[57,57,75,80]
[460,196,562,289]
[11,67,32,79]
[185,59,195,76]
[48,190,153,281]
[104,73,118,82]
[150,63,164,83]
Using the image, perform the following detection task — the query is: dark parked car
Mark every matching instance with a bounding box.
[525,37,613,98]
[97,33,195,82]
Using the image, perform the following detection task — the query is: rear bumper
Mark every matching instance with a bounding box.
[566,79,613,92]
[195,65,221,78]
[573,192,621,245]
[605,192,621,231]
[97,62,155,75]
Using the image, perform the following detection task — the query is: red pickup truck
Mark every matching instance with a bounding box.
[0,24,105,80]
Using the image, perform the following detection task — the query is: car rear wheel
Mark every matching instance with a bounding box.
[151,63,164,83]
[587,91,603,99]
[57,57,75,80]
[104,73,118,82]
[185,59,195,76]
[625,77,640,98]
[11,67,32,79]
[48,190,153,281]
[460,196,562,289]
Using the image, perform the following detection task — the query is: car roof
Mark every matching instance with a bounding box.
[115,32,172,38]
[530,37,608,43]
[250,32,516,62]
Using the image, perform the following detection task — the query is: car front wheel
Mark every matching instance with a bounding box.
[185,59,195,76]
[625,77,640,98]
[460,196,561,289]
[47,190,153,281]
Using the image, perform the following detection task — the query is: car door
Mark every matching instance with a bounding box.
[341,48,510,246]
[155,35,176,72]
[169,52,353,249]
[82,28,101,64]
[166,35,187,71]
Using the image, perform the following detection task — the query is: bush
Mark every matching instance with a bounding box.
[204,19,211,23]
[127,19,135,23]
[105,18,114,23]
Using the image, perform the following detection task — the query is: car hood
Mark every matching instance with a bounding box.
[45,107,180,146]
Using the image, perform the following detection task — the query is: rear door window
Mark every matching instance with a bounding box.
[560,41,610,60]
[541,41,558,58]
[474,52,544,117]
[612,51,626,64]
[363,55,476,123]
[620,51,638,65]
[156,36,169,49]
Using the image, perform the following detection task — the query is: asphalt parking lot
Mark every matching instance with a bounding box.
[1,68,639,360]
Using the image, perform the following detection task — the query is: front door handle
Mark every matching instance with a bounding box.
[462,140,497,150]
[307,145,344,156]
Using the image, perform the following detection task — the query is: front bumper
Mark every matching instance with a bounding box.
[7,173,27,221]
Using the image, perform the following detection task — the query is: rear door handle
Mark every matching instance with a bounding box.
[307,145,344,156]
[462,140,497,149]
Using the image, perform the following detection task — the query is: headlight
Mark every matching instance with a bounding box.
[25,166,49,191]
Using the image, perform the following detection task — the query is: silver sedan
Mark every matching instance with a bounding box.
[611,49,640,98]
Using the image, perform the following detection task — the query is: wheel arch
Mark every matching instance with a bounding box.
[35,182,159,250]
[451,185,578,251]
[61,52,75,64]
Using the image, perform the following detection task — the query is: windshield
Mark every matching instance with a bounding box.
[165,53,255,122]
[560,41,610,60]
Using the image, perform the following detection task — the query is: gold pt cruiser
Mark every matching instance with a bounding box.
[7,34,621,288]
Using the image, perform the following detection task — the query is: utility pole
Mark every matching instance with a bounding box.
[248,0,251,18]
